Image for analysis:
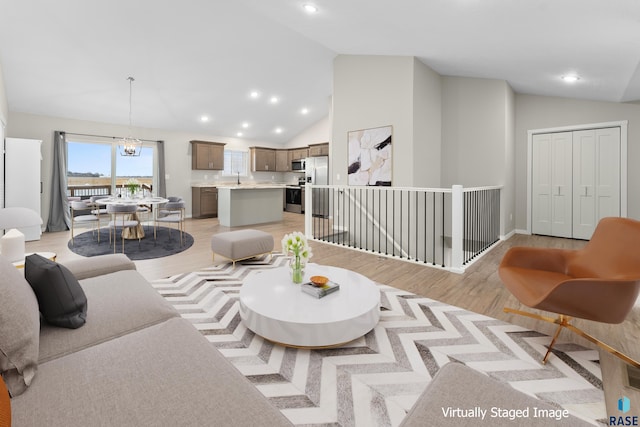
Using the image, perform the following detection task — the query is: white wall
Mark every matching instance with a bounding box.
[332,55,414,186]
[504,86,516,234]
[332,55,442,187]
[440,76,515,235]
[412,58,442,187]
[0,63,7,210]
[0,62,7,126]
[6,112,285,224]
[285,114,330,149]
[514,94,640,229]
[281,115,331,184]
[441,77,511,187]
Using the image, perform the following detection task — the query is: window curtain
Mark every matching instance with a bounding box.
[157,140,166,198]
[46,131,70,231]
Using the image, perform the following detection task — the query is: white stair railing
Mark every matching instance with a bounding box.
[305,184,501,273]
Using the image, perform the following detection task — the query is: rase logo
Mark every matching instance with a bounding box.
[610,396,638,426]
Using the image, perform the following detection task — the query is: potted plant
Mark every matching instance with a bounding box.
[281,231,312,284]
[125,178,141,198]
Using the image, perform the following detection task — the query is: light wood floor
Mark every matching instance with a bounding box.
[26,212,640,409]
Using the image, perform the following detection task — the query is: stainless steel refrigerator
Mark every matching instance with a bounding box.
[305,156,329,217]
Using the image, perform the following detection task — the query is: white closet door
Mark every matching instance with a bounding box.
[532,133,552,235]
[572,127,620,239]
[595,127,620,220]
[572,130,596,239]
[550,132,573,237]
[532,132,572,237]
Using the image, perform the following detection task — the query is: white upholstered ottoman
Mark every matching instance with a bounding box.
[211,229,274,266]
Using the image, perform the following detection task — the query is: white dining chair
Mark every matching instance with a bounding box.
[154,200,185,246]
[70,200,100,245]
[107,204,140,253]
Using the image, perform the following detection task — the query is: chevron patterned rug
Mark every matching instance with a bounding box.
[151,253,606,426]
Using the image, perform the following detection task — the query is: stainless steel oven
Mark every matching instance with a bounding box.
[285,186,302,213]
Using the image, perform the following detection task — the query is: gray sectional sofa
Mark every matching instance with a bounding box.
[1,254,292,427]
[0,253,593,426]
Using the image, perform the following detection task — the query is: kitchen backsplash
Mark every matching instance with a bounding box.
[191,170,303,186]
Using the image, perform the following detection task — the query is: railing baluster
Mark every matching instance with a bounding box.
[441,192,445,267]
[344,187,347,246]
[415,191,418,261]
[385,190,388,255]
[423,191,427,264]
[432,192,436,265]
[365,188,369,252]
[399,190,403,258]
[392,191,396,257]
[377,190,381,255]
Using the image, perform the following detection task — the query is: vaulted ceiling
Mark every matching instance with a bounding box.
[1,0,639,144]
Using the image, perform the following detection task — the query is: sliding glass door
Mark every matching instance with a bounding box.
[115,143,154,197]
[67,139,157,198]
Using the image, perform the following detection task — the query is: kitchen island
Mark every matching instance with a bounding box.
[217,185,284,227]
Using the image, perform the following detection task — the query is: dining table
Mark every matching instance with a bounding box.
[96,196,169,239]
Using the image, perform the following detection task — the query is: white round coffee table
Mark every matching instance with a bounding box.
[239,263,380,348]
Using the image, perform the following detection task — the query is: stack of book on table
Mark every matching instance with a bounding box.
[301,281,340,298]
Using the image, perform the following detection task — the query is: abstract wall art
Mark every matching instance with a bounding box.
[347,125,392,186]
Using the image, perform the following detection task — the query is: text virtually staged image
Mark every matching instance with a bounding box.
[1,1,640,426]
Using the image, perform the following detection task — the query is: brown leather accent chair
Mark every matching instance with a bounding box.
[499,217,640,368]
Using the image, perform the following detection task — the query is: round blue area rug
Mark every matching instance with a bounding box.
[68,226,194,260]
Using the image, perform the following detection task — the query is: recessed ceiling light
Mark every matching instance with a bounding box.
[303,4,318,14]
[250,91,260,99]
[270,96,279,104]
[242,122,249,128]
[237,132,243,137]
[301,108,309,115]
[561,74,580,83]
[275,127,283,134]
[200,115,210,122]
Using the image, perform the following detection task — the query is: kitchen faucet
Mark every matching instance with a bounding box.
[237,171,241,185]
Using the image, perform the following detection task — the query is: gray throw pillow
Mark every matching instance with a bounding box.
[25,254,88,329]
[0,255,40,397]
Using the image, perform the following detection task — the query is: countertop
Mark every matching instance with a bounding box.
[217,185,286,190]
[192,182,292,189]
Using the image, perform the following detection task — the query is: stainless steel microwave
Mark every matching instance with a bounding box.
[292,159,305,171]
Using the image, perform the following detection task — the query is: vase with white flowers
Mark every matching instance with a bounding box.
[281,231,312,284]
[125,178,141,198]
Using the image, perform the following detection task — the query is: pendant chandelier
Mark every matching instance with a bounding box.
[119,76,142,156]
